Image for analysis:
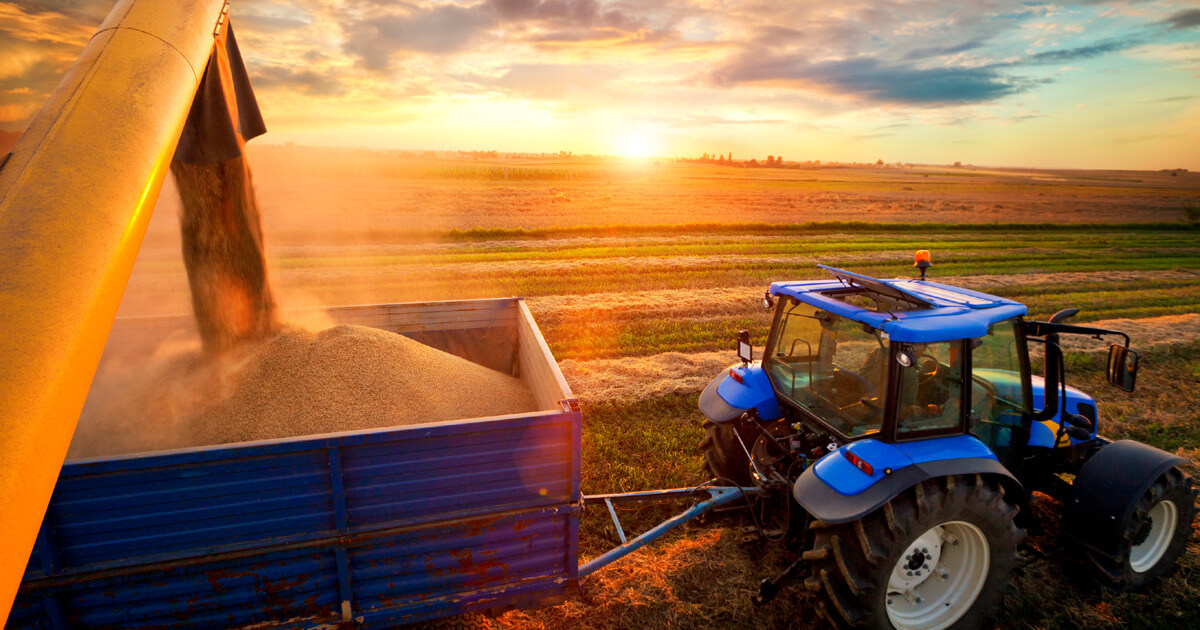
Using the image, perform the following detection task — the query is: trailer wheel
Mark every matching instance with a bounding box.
[698,419,754,486]
[1083,466,1196,590]
[803,475,1023,630]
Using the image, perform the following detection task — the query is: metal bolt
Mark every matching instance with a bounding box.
[907,570,913,576]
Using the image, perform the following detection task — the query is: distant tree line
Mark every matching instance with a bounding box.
[677,153,901,169]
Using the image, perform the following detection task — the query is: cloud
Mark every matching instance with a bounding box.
[251,64,347,97]
[338,0,664,71]
[342,3,499,70]
[1022,38,1137,64]
[710,53,1025,105]
[0,5,100,128]
[458,62,612,99]
[902,40,985,61]
[236,13,311,34]
[1162,9,1200,30]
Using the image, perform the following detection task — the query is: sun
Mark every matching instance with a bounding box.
[615,129,659,158]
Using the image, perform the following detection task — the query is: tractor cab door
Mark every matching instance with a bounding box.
[969,318,1033,467]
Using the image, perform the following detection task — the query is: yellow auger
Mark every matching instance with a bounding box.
[0,0,232,621]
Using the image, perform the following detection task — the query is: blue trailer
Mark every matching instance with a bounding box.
[10,298,588,629]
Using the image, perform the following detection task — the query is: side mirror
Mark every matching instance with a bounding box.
[737,330,753,364]
[1049,308,1081,324]
[1106,344,1138,392]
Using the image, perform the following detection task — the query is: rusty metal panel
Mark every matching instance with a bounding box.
[10,411,581,629]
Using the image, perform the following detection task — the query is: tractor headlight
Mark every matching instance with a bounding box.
[897,347,916,367]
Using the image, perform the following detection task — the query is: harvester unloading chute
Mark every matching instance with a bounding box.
[0,0,271,621]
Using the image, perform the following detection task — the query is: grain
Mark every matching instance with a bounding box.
[172,156,279,354]
[68,325,539,458]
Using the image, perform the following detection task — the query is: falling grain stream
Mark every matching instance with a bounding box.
[171,155,280,354]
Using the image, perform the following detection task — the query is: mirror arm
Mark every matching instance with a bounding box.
[1025,320,1129,347]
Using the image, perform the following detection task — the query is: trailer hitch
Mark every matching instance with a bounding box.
[754,555,806,605]
[754,546,828,606]
[579,485,761,578]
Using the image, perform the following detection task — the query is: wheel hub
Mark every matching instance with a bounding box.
[886,521,991,630]
[889,527,944,592]
[1130,500,1178,574]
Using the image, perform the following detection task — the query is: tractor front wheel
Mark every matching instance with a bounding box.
[804,475,1023,630]
[698,419,754,486]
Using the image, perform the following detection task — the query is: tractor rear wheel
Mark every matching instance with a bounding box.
[1082,466,1196,590]
[803,475,1023,630]
[698,419,754,486]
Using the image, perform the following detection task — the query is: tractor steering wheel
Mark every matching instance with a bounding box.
[916,356,940,385]
[971,375,999,421]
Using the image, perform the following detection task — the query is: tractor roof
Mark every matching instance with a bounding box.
[769,266,1027,343]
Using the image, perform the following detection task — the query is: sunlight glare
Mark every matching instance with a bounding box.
[615,129,659,158]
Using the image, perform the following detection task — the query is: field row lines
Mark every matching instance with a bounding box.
[558,313,1200,404]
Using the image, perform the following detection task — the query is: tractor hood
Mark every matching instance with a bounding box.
[698,362,783,423]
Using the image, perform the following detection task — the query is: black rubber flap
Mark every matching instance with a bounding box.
[174,24,266,164]
[1063,439,1185,557]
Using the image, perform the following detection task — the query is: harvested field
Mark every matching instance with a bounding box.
[69,325,538,458]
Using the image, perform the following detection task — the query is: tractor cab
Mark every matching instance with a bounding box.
[705,259,1138,469]
[759,265,1029,448]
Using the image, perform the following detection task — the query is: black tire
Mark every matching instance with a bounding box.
[749,421,805,545]
[803,474,1024,630]
[1082,466,1196,590]
[698,418,754,486]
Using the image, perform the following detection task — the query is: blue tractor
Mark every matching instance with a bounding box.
[698,253,1196,629]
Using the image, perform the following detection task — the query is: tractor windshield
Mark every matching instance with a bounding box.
[763,297,888,438]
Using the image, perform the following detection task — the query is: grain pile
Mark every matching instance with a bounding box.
[68,325,539,459]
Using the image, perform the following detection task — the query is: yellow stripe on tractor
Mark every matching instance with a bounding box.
[0,0,228,621]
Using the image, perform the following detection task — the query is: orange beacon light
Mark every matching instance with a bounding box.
[914,250,932,280]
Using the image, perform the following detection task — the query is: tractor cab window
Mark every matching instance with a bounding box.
[895,341,966,438]
[970,318,1031,456]
[764,298,888,438]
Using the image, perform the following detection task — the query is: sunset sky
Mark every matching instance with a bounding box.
[2,1,1198,169]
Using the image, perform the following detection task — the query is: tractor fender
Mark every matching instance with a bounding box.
[697,364,782,424]
[794,441,1023,525]
[1062,439,1187,560]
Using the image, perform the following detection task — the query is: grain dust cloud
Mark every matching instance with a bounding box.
[69,131,539,460]
[69,153,541,459]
